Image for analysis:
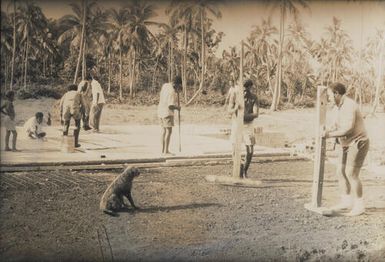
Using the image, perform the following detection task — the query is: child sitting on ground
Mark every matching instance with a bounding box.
[24,112,51,139]
[1,91,19,151]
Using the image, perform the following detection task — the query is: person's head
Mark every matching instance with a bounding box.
[68,84,78,91]
[81,81,88,92]
[173,75,182,92]
[243,79,253,94]
[5,90,15,101]
[35,112,44,124]
[85,73,92,81]
[329,82,346,105]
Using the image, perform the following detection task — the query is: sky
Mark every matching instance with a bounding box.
[2,0,385,56]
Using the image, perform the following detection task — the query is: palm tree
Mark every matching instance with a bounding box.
[1,11,13,87]
[107,7,130,100]
[270,0,309,111]
[58,0,99,83]
[125,0,161,98]
[369,29,385,114]
[247,17,278,96]
[17,0,48,89]
[185,0,222,105]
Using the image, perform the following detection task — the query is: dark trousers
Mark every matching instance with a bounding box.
[91,103,104,131]
[81,104,91,129]
[63,118,81,146]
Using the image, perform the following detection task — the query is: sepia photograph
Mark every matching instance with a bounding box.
[0,0,384,261]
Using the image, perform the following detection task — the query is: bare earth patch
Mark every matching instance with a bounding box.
[0,161,384,261]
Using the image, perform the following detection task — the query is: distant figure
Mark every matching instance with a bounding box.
[1,91,19,151]
[228,79,259,178]
[59,84,85,148]
[24,112,51,139]
[90,72,106,133]
[323,82,369,216]
[157,76,182,156]
[78,74,92,131]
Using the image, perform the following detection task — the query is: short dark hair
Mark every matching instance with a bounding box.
[68,84,78,91]
[35,112,44,119]
[330,82,346,95]
[85,74,92,81]
[5,90,15,99]
[173,75,182,86]
[243,79,253,89]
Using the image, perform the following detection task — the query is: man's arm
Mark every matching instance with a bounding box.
[325,105,355,138]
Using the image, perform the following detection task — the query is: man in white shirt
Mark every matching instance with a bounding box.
[323,82,369,216]
[157,76,182,155]
[24,112,51,139]
[78,75,93,131]
[59,84,85,147]
[90,73,106,132]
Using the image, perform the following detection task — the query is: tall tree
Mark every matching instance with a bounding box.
[270,0,309,111]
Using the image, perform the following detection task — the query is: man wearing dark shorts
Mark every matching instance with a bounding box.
[157,76,182,155]
[323,82,369,216]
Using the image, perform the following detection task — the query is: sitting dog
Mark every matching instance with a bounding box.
[100,166,140,216]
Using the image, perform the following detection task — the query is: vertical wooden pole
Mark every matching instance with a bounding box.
[232,42,245,178]
[311,86,328,207]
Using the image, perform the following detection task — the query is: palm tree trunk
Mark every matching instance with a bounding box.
[108,50,111,94]
[182,24,188,101]
[10,0,16,90]
[370,35,385,114]
[82,38,86,80]
[119,45,123,100]
[270,2,284,111]
[24,38,29,90]
[73,0,86,84]
[186,8,206,106]
[129,47,136,99]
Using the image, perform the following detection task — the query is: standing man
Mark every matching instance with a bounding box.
[77,74,93,131]
[60,84,85,148]
[90,72,106,133]
[323,82,369,216]
[228,79,259,178]
[157,76,182,156]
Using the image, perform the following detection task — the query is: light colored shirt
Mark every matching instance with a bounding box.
[91,79,106,105]
[157,83,177,118]
[59,90,84,117]
[24,116,43,134]
[329,96,368,147]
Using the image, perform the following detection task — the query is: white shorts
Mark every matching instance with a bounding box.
[230,121,255,146]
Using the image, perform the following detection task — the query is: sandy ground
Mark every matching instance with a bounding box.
[0,161,384,261]
[0,98,384,261]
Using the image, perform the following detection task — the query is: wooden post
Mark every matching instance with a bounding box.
[232,41,245,178]
[304,86,332,215]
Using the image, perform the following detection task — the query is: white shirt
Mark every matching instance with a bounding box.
[330,96,368,147]
[91,79,106,105]
[24,116,43,134]
[157,83,177,118]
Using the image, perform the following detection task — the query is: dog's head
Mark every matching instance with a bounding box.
[123,166,141,178]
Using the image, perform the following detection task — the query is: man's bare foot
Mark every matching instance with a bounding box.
[11,148,20,152]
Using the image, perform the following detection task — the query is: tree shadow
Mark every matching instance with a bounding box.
[119,202,222,214]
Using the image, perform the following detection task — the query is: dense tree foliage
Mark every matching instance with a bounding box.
[0,0,384,111]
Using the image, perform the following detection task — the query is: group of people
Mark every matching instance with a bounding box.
[1,73,370,216]
[59,73,105,147]
[157,77,370,216]
[0,72,106,150]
